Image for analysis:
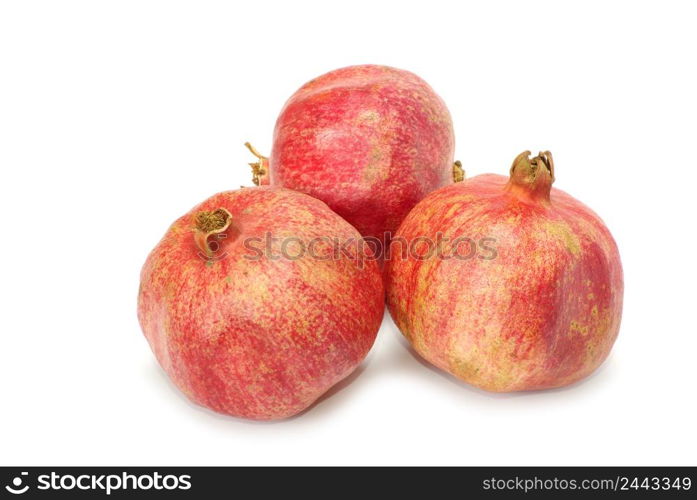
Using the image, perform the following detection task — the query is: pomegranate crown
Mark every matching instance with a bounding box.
[507,150,555,200]
[194,208,233,258]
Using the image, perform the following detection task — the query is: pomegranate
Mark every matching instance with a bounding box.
[386,151,623,392]
[246,64,460,254]
[138,187,384,420]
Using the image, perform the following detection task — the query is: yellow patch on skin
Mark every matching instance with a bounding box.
[505,214,522,224]
[450,356,481,381]
[408,259,442,353]
[567,303,614,370]
[443,202,463,220]
[356,110,380,124]
[217,260,275,332]
[164,280,178,300]
[570,320,590,337]
[362,144,391,185]
[295,256,376,348]
[540,219,581,256]
[591,305,599,318]
[448,319,540,392]
[360,109,399,186]
[421,253,545,391]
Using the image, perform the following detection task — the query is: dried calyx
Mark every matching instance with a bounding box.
[507,150,555,200]
[244,142,269,186]
[453,161,465,183]
[194,208,233,257]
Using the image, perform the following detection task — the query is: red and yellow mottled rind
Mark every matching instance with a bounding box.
[386,158,623,392]
[138,187,384,420]
[269,64,455,246]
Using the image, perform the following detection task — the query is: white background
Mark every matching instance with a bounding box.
[1,1,695,466]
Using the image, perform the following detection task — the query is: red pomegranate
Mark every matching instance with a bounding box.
[138,187,384,420]
[386,151,623,392]
[246,64,460,254]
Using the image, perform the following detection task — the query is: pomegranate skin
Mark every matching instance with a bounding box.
[266,64,456,249]
[386,152,623,392]
[138,187,384,420]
